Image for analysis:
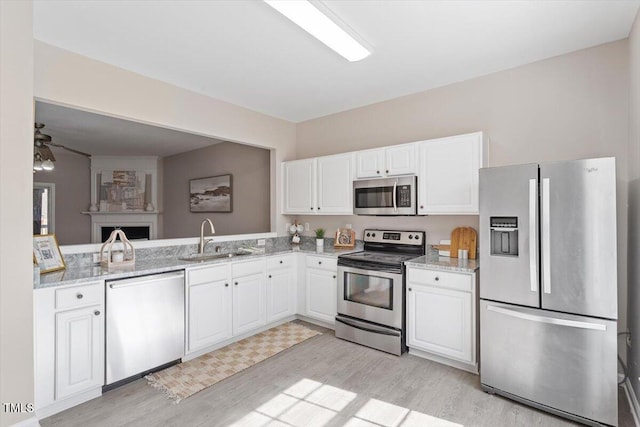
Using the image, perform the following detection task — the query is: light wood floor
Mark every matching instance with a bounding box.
[42,323,635,427]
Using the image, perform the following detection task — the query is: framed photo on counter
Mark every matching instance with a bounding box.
[33,234,66,274]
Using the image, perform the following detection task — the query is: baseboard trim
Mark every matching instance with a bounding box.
[10,416,40,427]
[623,378,640,427]
[35,388,101,420]
[408,347,478,374]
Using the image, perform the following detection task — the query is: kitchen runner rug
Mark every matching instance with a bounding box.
[146,322,321,403]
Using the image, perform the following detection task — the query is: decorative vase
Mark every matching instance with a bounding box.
[316,238,324,250]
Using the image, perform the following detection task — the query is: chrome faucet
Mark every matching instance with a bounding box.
[199,218,216,254]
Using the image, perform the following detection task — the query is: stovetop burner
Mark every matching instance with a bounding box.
[338,250,419,267]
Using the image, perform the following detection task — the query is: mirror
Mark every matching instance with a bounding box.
[34,101,271,245]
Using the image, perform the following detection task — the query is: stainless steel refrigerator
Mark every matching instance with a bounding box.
[479,157,618,426]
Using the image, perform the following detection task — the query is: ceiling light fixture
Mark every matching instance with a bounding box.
[34,123,56,172]
[264,0,372,62]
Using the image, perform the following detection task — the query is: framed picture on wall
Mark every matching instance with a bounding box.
[189,174,233,213]
[33,234,66,274]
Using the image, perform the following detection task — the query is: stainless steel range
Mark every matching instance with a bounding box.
[336,229,425,356]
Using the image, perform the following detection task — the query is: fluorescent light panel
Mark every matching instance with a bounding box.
[264,0,371,62]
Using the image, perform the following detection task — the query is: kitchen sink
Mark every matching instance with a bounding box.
[178,252,251,262]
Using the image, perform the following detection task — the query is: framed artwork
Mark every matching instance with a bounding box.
[190,174,233,213]
[33,234,66,273]
[334,228,356,249]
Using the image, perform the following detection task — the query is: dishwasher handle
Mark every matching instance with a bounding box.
[108,271,184,289]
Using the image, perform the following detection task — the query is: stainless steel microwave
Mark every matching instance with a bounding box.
[353,176,417,215]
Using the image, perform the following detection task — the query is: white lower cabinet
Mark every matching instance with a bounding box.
[304,255,338,324]
[35,281,105,417]
[186,264,232,353]
[406,267,477,372]
[266,254,296,323]
[232,271,266,335]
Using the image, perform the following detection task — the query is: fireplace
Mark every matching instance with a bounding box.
[89,212,158,243]
[101,226,150,241]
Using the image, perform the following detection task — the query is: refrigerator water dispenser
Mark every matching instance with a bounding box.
[490,217,518,256]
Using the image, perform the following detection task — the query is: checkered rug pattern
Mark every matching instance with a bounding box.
[146,322,321,402]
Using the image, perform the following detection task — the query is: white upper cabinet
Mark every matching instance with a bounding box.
[356,143,417,178]
[417,132,485,214]
[282,153,353,215]
[282,158,316,214]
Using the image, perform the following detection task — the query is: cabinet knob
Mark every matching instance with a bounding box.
[420,205,424,209]
[386,170,389,174]
[376,170,380,174]
[310,207,314,210]
[94,310,100,316]
[279,260,283,264]
[333,275,336,279]
[317,207,320,210]
[225,283,229,287]
[435,277,440,281]
[76,293,83,299]
[268,275,272,278]
[235,282,239,286]
[318,261,322,265]
[408,288,412,292]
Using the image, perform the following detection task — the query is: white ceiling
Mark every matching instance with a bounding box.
[35,102,223,157]
[34,1,639,123]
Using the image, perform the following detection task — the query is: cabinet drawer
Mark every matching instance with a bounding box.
[232,259,266,278]
[267,254,294,271]
[408,268,472,292]
[55,283,102,310]
[188,264,229,286]
[306,255,337,271]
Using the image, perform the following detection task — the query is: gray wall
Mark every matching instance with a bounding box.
[628,8,640,403]
[0,1,34,426]
[295,40,630,360]
[163,142,270,238]
[34,150,91,245]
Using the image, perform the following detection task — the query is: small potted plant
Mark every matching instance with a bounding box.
[315,228,325,249]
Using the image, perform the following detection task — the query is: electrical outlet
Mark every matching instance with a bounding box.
[257,239,266,246]
[285,223,291,232]
[346,224,352,229]
[92,253,100,263]
[305,223,310,231]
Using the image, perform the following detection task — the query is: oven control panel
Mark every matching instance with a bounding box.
[363,229,425,246]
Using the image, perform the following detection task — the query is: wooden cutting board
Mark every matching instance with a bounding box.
[450,227,477,259]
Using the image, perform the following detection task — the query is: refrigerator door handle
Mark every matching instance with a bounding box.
[487,304,607,331]
[542,178,551,294]
[529,179,538,293]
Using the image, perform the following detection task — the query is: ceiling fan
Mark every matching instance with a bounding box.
[34,123,91,171]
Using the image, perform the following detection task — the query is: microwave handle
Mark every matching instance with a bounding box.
[393,179,397,213]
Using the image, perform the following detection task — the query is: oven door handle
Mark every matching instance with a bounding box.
[335,316,400,336]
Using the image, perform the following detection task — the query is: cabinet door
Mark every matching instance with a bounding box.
[385,143,417,176]
[305,268,337,324]
[187,279,232,353]
[356,149,385,178]
[55,305,103,400]
[317,153,353,214]
[232,273,266,335]
[407,284,472,363]
[282,159,316,214]
[418,133,482,214]
[267,268,295,323]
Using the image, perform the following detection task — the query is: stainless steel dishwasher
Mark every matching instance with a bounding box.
[105,271,184,386]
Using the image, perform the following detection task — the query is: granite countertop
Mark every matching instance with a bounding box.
[35,246,358,290]
[405,249,479,273]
